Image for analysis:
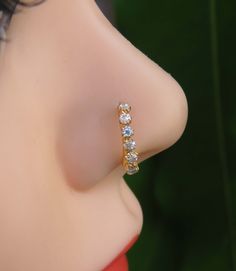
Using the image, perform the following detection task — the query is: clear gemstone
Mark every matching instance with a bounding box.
[122,126,134,137]
[125,152,138,163]
[119,103,131,112]
[127,165,139,175]
[123,139,136,150]
[119,113,131,125]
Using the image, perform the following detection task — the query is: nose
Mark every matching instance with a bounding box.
[5,0,188,190]
[89,0,188,168]
[51,0,188,190]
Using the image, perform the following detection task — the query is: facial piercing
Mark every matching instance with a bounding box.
[118,103,139,175]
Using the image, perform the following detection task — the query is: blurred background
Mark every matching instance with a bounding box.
[97,0,236,270]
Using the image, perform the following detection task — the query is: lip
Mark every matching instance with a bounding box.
[103,235,139,271]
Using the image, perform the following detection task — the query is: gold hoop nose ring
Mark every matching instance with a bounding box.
[118,103,140,175]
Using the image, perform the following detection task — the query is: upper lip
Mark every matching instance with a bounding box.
[118,235,139,256]
[103,235,139,270]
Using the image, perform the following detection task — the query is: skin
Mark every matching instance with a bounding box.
[0,0,188,270]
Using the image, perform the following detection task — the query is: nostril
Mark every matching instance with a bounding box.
[119,179,143,230]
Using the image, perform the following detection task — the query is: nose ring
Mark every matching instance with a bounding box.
[118,103,140,175]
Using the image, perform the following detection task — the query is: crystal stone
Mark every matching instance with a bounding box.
[125,152,138,163]
[119,103,131,112]
[123,139,136,150]
[127,165,139,175]
[122,126,134,137]
[119,113,131,125]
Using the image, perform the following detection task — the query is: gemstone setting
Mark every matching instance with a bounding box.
[119,113,132,125]
[119,103,131,112]
[125,152,138,163]
[122,126,134,137]
[123,139,136,151]
[126,164,139,175]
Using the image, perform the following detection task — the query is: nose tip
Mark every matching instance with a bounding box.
[130,63,188,161]
[119,177,143,234]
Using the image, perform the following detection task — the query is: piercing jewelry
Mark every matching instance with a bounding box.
[118,103,139,175]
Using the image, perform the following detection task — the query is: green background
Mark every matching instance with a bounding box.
[112,0,236,270]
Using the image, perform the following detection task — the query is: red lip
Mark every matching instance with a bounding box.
[103,235,139,271]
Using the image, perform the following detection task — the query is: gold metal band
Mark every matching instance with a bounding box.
[118,103,139,175]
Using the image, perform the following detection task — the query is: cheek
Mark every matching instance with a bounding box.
[56,103,122,190]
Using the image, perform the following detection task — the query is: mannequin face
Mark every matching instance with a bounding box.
[0,0,188,270]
